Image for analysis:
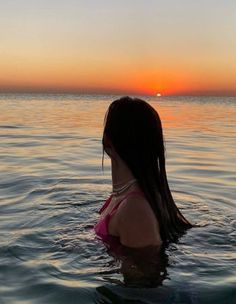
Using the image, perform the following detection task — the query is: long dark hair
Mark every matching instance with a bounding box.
[103,96,192,245]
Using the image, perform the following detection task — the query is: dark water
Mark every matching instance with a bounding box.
[0,94,235,303]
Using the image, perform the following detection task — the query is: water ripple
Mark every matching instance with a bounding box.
[0,95,235,303]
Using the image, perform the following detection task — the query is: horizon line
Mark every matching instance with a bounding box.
[0,91,236,98]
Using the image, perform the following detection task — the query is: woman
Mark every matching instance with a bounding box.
[95,96,192,249]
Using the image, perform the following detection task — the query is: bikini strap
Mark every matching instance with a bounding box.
[98,195,112,214]
[109,190,145,216]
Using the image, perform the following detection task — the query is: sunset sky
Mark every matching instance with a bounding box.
[1,0,236,96]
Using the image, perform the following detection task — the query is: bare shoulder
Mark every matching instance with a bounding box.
[117,195,162,248]
[118,195,156,220]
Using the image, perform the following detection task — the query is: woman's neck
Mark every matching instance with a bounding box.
[111,158,135,187]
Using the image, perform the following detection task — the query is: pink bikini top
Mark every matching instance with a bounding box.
[94,191,144,249]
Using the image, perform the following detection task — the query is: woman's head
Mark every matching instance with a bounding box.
[103,96,192,244]
[103,96,164,173]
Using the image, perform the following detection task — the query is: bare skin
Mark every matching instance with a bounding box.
[102,136,162,248]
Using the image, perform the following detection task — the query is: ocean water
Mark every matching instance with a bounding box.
[0,94,235,304]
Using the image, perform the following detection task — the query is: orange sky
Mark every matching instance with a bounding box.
[0,1,236,96]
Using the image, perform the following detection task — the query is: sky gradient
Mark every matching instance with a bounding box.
[1,0,236,96]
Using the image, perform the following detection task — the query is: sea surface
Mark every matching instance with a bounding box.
[0,94,235,304]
